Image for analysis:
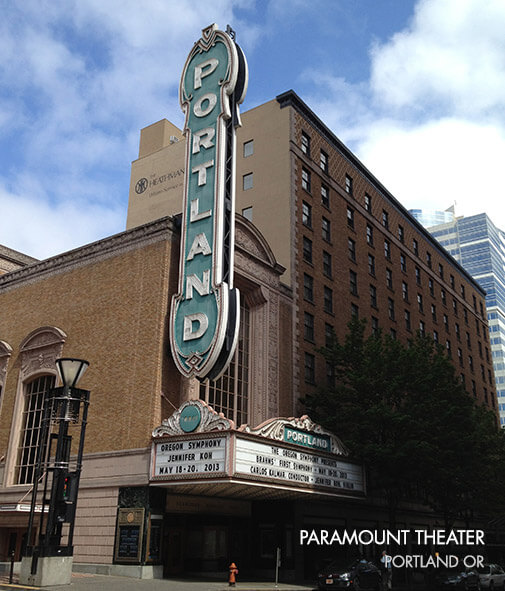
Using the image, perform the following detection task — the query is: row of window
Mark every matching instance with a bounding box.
[300,129,484,317]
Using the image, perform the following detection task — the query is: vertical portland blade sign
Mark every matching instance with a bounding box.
[170,24,248,380]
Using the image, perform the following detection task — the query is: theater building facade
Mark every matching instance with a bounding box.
[0,24,499,582]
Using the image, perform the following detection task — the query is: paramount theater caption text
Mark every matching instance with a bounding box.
[299,529,485,569]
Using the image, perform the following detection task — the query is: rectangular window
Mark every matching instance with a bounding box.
[450,274,455,289]
[325,323,334,347]
[398,225,404,243]
[432,304,437,322]
[466,332,471,348]
[304,312,315,342]
[326,361,335,388]
[242,206,253,221]
[347,207,355,229]
[364,193,372,212]
[405,309,411,330]
[441,289,446,306]
[303,273,313,302]
[368,254,376,276]
[350,270,358,296]
[415,266,421,285]
[429,278,434,297]
[322,217,331,242]
[348,238,356,261]
[382,210,389,229]
[443,314,449,331]
[370,284,377,308]
[419,320,425,337]
[324,286,333,313]
[305,352,315,384]
[384,239,391,260]
[323,251,332,278]
[439,263,444,279]
[469,356,474,372]
[388,297,395,321]
[426,251,432,268]
[453,299,458,315]
[351,303,359,318]
[400,253,406,272]
[366,224,374,245]
[301,167,311,193]
[243,172,253,190]
[386,268,393,289]
[458,348,463,366]
[433,330,439,343]
[301,131,310,156]
[302,201,312,227]
[302,236,313,263]
[390,328,397,340]
[417,293,423,313]
[345,174,353,195]
[320,149,329,173]
[413,239,419,256]
[372,316,379,335]
[243,139,254,157]
[402,281,409,301]
[446,340,452,358]
[461,285,466,299]
[321,184,329,208]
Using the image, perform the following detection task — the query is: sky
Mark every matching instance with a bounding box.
[1,0,505,260]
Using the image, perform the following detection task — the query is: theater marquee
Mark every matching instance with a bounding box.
[150,401,365,498]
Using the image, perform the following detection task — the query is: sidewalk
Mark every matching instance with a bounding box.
[0,572,316,591]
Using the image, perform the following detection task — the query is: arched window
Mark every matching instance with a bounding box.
[4,326,65,486]
[200,301,250,426]
[15,374,55,485]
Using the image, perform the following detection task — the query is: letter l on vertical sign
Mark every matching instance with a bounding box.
[170,24,248,380]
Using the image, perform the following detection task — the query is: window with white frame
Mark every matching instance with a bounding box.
[200,301,250,426]
[15,374,55,485]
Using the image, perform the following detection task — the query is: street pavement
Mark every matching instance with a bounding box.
[0,572,316,591]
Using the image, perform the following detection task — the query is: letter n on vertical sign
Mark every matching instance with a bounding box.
[170,24,248,380]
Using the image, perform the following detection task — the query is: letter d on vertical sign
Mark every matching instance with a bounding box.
[170,24,248,380]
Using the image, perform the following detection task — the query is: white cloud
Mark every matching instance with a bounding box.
[358,119,505,225]
[305,0,505,233]
[0,183,124,260]
[370,0,505,117]
[0,0,248,258]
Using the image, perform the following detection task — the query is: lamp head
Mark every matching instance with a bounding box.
[56,358,89,389]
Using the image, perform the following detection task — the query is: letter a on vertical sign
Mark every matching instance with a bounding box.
[170,24,248,380]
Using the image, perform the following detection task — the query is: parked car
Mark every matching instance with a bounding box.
[317,559,381,590]
[433,567,481,590]
[477,564,505,589]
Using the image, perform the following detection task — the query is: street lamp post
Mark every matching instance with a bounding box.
[21,358,90,587]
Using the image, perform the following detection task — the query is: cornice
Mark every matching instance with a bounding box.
[0,217,177,292]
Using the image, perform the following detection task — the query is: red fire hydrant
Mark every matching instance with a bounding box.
[229,562,238,587]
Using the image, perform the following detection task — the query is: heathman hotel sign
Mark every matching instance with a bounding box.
[170,24,248,380]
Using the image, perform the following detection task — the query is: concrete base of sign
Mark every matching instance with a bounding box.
[73,563,164,579]
[19,555,73,587]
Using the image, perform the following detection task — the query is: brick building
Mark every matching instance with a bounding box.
[128,90,497,415]
[0,88,498,581]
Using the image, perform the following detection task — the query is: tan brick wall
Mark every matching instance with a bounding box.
[72,486,119,564]
[0,224,177,462]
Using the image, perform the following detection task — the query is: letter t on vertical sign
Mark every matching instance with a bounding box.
[170,24,248,380]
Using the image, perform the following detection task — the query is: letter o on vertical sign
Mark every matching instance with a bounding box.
[193,93,217,117]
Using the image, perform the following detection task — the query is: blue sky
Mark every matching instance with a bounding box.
[2,0,505,259]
